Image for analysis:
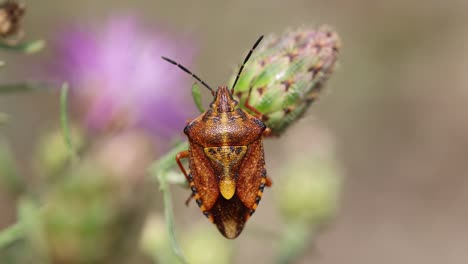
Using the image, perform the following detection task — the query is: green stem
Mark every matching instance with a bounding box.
[149,141,189,264]
[60,83,78,162]
[0,222,24,248]
[150,141,188,179]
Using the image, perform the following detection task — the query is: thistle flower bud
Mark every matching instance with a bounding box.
[140,214,180,264]
[32,132,154,264]
[274,125,342,263]
[34,127,84,180]
[277,157,341,226]
[231,25,341,135]
[181,223,233,264]
[140,217,233,264]
[276,125,342,226]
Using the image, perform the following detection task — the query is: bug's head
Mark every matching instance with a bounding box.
[209,86,238,113]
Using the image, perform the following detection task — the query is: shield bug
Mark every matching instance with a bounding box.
[162,36,272,239]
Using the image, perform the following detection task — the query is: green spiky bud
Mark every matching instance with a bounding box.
[276,126,342,226]
[34,126,84,180]
[36,163,125,263]
[140,217,233,264]
[182,223,233,264]
[31,132,154,264]
[140,214,180,264]
[277,156,341,225]
[230,25,341,135]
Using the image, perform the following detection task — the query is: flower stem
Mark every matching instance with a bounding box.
[60,83,78,163]
[0,222,24,248]
[149,141,189,264]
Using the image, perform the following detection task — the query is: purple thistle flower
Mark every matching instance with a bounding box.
[51,16,197,140]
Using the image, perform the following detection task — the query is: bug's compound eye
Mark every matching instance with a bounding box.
[228,25,341,136]
[183,122,194,135]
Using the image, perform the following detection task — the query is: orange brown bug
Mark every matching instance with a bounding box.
[162,36,273,239]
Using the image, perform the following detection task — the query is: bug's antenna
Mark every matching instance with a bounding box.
[231,35,264,94]
[161,56,215,94]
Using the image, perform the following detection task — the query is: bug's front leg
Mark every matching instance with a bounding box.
[263,127,274,138]
[176,150,189,179]
[244,89,277,139]
[265,176,273,187]
[243,86,264,120]
[176,150,195,205]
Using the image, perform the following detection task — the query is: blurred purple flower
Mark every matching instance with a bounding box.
[51,16,197,140]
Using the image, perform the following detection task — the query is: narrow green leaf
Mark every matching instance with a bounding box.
[0,40,45,54]
[0,82,47,94]
[60,83,77,161]
[191,82,205,113]
[18,199,50,263]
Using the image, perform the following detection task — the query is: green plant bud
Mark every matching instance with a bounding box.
[35,126,84,179]
[34,132,154,263]
[182,223,233,264]
[140,214,180,264]
[37,163,119,263]
[230,25,341,135]
[276,154,341,226]
[141,218,233,264]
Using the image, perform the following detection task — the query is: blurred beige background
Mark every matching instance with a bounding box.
[1,1,468,263]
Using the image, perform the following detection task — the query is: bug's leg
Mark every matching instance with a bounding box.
[262,127,276,138]
[244,90,276,138]
[175,150,189,179]
[176,150,195,205]
[185,193,195,206]
[265,176,273,187]
[243,86,264,120]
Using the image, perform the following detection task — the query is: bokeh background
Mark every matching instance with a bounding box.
[1,1,468,263]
